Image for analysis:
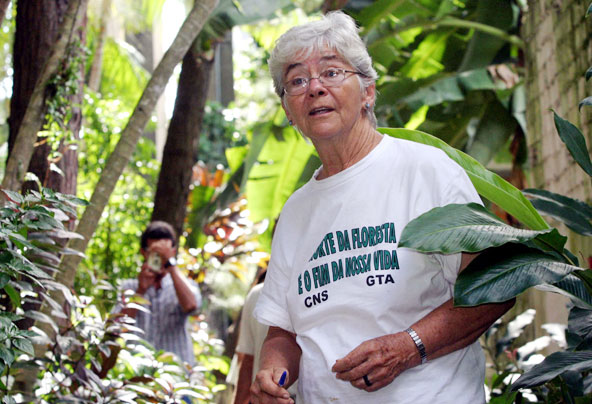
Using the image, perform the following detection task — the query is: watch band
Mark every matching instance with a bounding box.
[405,327,427,364]
[164,257,176,268]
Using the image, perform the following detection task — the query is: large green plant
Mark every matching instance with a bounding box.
[385,119,591,404]
[386,120,592,400]
[346,0,526,168]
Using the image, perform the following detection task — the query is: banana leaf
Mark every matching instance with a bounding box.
[511,351,592,390]
[454,243,583,307]
[398,203,562,254]
[457,0,516,72]
[380,127,549,230]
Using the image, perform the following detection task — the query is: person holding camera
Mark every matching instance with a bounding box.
[117,220,201,366]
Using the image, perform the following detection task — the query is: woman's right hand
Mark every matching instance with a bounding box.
[250,368,293,404]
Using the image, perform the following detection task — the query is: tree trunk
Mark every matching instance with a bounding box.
[151,41,215,241]
[10,0,84,197]
[1,0,87,194]
[5,0,84,336]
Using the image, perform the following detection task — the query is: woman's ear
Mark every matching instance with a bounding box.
[281,98,293,124]
[362,82,376,107]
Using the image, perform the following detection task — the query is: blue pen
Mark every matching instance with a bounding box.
[278,370,287,387]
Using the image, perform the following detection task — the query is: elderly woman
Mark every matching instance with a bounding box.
[251,11,514,404]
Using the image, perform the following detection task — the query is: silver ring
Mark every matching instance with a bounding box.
[363,374,372,387]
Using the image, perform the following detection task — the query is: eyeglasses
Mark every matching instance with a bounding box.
[282,68,366,96]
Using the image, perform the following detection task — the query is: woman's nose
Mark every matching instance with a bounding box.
[307,77,326,96]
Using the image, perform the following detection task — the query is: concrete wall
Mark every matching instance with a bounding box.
[521,0,592,334]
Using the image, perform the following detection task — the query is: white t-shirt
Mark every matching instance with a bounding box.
[253,135,486,404]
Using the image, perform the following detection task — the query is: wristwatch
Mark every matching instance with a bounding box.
[164,257,177,268]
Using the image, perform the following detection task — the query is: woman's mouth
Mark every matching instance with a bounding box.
[309,107,334,116]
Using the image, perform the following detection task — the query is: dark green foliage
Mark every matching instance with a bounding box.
[0,187,86,400]
[396,100,592,403]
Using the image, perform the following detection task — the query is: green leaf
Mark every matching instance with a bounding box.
[578,96,592,111]
[511,351,592,390]
[399,31,452,79]
[536,275,592,310]
[523,188,592,236]
[3,284,20,308]
[553,111,592,177]
[380,128,549,230]
[1,189,23,205]
[403,75,464,109]
[454,243,582,306]
[0,273,9,289]
[568,306,592,340]
[457,0,515,72]
[457,69,496,92]
[357,0,415,31]
[399,203,557,253]
[246,127,318,223]
[24,310,58,334]
[12,337,34,356]
[0,345,15,367]
[467,99,517,165]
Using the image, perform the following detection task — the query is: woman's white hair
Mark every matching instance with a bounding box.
[268,11,378,127]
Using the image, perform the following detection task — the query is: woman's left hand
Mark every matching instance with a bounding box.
[331,332,418,392]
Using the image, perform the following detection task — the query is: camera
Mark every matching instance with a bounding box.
[147,252,162,272]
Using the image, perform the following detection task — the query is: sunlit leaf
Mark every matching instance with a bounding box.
[400,31,451,79]
[126,384,156,397]
[24,310,58,334]
[1,189,23,204]
[174,389,206,399]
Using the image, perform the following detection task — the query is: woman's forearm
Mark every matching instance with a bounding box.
[410,297,515,363]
